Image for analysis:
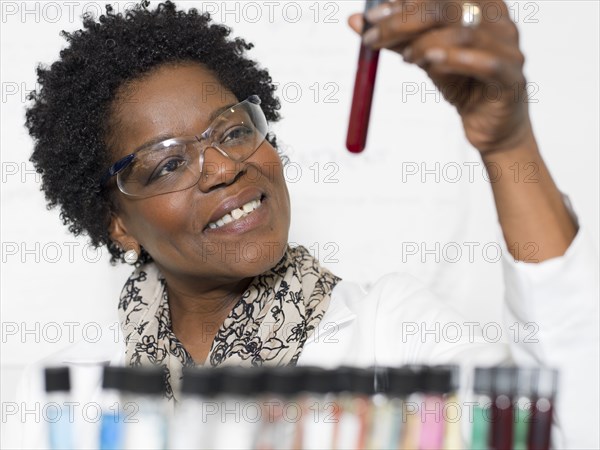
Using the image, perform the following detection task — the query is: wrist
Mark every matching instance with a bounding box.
[481,123,539,166]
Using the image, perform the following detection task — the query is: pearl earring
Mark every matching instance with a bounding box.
[124,249,139,265]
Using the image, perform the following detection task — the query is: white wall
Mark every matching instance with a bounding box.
[1,0,598,435]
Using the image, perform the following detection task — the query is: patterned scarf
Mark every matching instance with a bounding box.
[118,245,341,400]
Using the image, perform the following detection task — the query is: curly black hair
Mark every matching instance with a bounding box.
[25,0,281,265]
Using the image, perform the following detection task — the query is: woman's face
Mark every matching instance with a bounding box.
[107,63,291,285]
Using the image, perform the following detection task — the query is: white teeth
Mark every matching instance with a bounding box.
[207,197,262,230]
[231,208,244,220]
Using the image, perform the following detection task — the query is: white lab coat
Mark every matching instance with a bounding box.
[6,222,599,449]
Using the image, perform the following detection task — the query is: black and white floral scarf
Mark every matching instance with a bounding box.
[118,244,341,400]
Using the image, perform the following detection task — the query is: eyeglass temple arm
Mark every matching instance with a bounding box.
[100,153,135,186]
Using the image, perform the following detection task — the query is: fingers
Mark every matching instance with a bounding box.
[420,46,524,87]
[355,0,517,49]
[346,0,524,89]
[404,26,520,67]
[400,23,525,87]
[363,0,443,49]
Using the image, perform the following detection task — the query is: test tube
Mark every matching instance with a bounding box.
[386,367,420,449]
[346,0,387,153]
[171,368,219,449]
[300,367,341,450]
[366,366,395,450]
[99,366,127,450]
[528,368,558,450]
[420,367,452,450]
[491,367,516,450]
[260,366,306,450]
[352,367,378,449]
[441,365,462,450]
[513,368,535,450]
[120,367,167,450]
[331,367,357,450]
[471,368,493,450]
[399,365,427,450]
[212,367,263,450]
[44,367,73,450]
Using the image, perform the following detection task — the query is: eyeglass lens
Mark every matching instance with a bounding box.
[117,100,266,197]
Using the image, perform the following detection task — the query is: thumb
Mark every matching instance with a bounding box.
[347,13,364,35]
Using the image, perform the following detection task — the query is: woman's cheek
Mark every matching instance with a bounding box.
[133,193,196,243]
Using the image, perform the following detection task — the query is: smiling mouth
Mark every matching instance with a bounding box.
[206,194,265,230]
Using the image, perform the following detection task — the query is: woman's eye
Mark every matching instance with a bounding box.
[149,158,186,182]
[222,126,252,143]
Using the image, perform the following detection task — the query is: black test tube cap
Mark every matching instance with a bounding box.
[218,366,263,397]
[181,367,219,397]
[264,366,305,397]
[102,366,128,390]
[426,366,453,394]
[304,367,339,395]
[122,366,165,396]
[350,367,376,396]
[44,367,71,393]
[388,367,421,397]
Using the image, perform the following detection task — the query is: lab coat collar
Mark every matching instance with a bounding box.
[304,290,357,345]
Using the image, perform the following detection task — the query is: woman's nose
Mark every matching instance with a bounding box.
[196,145,244,192]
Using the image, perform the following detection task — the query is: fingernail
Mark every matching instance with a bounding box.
[362,27,380,46]
[402,47,412,61]
[424,48,447,63]
[366,3,393,23]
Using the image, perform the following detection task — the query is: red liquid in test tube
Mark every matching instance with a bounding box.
[346,0,386,153]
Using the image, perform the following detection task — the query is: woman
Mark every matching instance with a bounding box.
[16,0,598,448]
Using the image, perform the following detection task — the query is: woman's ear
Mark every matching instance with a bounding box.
[108,212,140,255]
